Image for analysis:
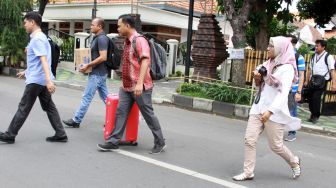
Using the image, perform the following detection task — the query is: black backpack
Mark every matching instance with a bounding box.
[132,35,167,80]
[92,34,121,70]
[47,36,60,77]
[104,36,121,70]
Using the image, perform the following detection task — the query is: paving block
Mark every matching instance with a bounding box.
[234,104,251,119]
[212,101,234,116]
[193,97,213,112]
[173,94,193,108]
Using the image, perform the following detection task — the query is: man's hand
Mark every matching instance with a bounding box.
[261,110,273,124]
[79,64,90,73]
[295,93,302,102]
[46,80,56,94]
[304,81,309,87]
[134,83,143,96]
[17,71,25,79]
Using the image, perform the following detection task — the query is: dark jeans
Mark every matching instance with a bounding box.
[288,92,297,136]
[106,88,165,146]
[307,83,327,119]
[7,83,66,137]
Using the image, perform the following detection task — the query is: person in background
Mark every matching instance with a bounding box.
[62,17,109,128]
[304,40,336,123]
[285,35,305,142]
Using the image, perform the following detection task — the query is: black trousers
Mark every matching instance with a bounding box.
[307,83,327,119]
[7,83,66,137]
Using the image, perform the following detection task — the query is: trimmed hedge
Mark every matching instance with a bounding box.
[176,82,253,105]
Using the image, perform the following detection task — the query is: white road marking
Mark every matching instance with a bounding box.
[116,149,248,188]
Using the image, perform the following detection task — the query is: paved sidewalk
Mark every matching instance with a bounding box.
[55,67,336,135]
[55,68,180,103]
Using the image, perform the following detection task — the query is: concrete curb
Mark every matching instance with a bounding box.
[172,93,336,137]
[55,81,85,91]
[301,123,336,136]
[172,93,250,119]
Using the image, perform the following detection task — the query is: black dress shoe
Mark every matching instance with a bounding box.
[46,135,68,142]
[0,132,15,144]
[97,143,119,151]
[62,119,80,128]
[311,117,318,124]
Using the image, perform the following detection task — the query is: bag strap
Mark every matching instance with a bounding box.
[311,52,330,78]
[324,53,330,78]
[295,52,300,68]
[131,35,147,63]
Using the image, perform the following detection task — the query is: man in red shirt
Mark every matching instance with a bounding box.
[97,14,166,154]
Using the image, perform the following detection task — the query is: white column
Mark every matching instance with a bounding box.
[83,21,91,33]
[56,22,60,31]
[180,29,188,43]
[69,20,75,35]
[166,39,179,77]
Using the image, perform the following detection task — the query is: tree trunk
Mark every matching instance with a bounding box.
[255,24,269,50]
[224,0,256,86]
[254,0,269,50]
[38,0,49,16]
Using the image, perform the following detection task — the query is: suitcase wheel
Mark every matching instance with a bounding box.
[131,141,138,146]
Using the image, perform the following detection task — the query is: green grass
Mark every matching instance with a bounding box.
[176,82,254,105]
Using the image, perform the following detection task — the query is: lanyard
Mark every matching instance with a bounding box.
[314,52,326,64]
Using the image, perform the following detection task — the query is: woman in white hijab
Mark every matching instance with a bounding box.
[232,36,301,181]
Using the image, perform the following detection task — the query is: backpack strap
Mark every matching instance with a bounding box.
[295,52,300,68]
[310,53,315,75]
[324,52,330,79]
[131,35,146,63]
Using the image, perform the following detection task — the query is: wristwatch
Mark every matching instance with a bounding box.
[297,91,301,94]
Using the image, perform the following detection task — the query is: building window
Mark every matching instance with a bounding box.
[75,22,83,33]
[59,22,70,34]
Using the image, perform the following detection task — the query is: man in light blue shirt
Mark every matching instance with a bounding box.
[285,36,306,142]
[0,12,67,144]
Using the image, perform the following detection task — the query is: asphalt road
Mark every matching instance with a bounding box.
[0,76,335,188]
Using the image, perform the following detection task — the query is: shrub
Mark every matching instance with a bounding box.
[177,82,253,105]
[326,37,336,55]
[176,70,182,77]
[60,37,74,61]
[0,27,27,67]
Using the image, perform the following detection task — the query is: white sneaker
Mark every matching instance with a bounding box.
[232,173,254,181]
[292,156,301,179]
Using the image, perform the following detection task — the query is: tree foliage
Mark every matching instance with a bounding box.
[0,0,31,67]
[326,37,336,55]
[297,0,336,27]
[217,0,296,50]
[0,0,32,32]
[216,0,256,48]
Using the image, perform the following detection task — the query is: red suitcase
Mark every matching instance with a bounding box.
[104,94,139,145]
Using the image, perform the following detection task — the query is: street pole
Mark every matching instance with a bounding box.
[184,0,194,83]
[92,0,97,19]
